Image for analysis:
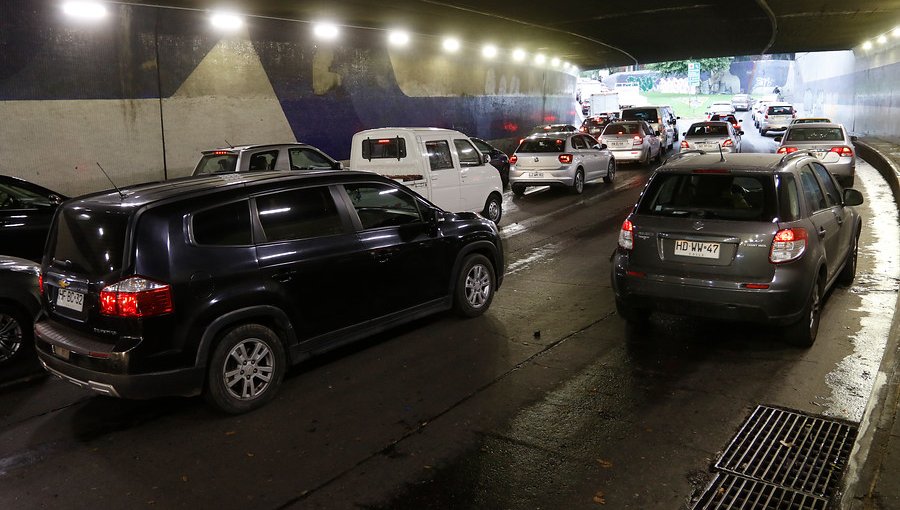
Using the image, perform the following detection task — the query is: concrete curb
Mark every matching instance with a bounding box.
[840,139,900,509]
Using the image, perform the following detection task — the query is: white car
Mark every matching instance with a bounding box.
[706,101,735,118]
[680,121,742,153]
[509,132,616,196]
[758,102,796,135]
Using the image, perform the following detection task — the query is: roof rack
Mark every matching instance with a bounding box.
[777,149,817,166]
[663,149,706,165]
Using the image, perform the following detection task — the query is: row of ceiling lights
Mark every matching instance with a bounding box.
[61,1,580,74]
[860,26,900,51]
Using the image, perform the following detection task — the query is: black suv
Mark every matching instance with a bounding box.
[35,171,504,413]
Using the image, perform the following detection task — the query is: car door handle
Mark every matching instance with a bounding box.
[833,213,843,225]
[272,270,296,283]
[817,227,827,238]
[372,249,396,263]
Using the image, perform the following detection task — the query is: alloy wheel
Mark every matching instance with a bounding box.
[465,264,492,309]
[223,338,275,401]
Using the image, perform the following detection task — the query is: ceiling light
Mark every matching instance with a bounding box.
[534,53,546,65]
[893,27,900,37]
[482,44,498,59]
[562,62,571,70]
[862,40,873,50]
[61,1,107,20]
[878,34,888,44]
[209,11,242,30]
[313,22,339,40]
[551,57,561,67]
[512,48,526,62]
[443,37,460,53]
[388,30,410,46]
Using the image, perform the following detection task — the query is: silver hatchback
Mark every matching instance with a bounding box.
[775,123,856,187]
[680,121,743,153]
[509,132,615,196]
[611,152,864,347]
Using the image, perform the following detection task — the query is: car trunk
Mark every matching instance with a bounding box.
[602,133,643,150]
[685,137,729,151]
[514,153,567,171]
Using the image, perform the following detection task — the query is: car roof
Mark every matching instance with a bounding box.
[786,122,843,129]
[67,170,380,209]
[0,174,64,196]
[659,153,797,173]
[201,143,316,153]
[524,132,573,140]
[766,102,793,106]
[688,121,732,128]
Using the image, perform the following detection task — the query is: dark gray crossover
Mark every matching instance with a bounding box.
[611,152,863,347]
[35,171,504,413]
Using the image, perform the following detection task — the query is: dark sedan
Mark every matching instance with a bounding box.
[0,175,66,262]
[470,137,510,187]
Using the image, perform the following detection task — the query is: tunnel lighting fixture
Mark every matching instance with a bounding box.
[534,53,546,65]
[388,30,410,47]
[482,44,498,59]
[61,0,107,20]
[512,48,526,62]
[550,57,561,67]
[878,34,888,45]
[562,62,571,70]
[572,66,579,74]
[442,37,461,53]
[862,40,873,50]
[313,22,340,40]
[893,27,900,38]
[209,11,243,31]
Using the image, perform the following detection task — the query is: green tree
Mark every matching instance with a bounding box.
[646,57,733,76]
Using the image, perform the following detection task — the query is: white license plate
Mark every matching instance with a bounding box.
[610,142,627,147]
[57,288,85,312]
[52,345,71,360]
[528,172,544,178]
[674,240,721,259]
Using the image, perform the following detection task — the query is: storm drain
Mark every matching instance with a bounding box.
[692,405,858,509]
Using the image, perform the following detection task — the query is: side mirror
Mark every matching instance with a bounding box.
[738,130,745,136]
[843,188,864,206]
[773,135,782,142]
[676,116,681,120]
[48,194,63,206]
[654,130,661,137]
[483,153,491,164]
[331,161,344,170]
[850,135,859,142]
[681,132,686,137]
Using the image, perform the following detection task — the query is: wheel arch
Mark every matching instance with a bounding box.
[195,305,298,369]
[448,240,502,294]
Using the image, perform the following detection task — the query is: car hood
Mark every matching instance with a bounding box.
[0,256,41,276]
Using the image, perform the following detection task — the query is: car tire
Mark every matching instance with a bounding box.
[783,276,822,348]
[603,159,616,184]
[641,148,650,166]
[453,254,496,318]
[838,232,859,286]
[572,169,585,194]
[760,129,767,136]
[615,298,648,327]
[511,184,526,197]
[482,193,502,224]
[205,323,286,414]
[0,304,32,364]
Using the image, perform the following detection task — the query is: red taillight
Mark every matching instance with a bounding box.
[100,276,173,317]
[559,154,573,164]
[680,140,689,149]
[765,114,769,119]
[618,219,634,250]
[213,150,230,155]
[742,283,771,289]
[829,146,853,157]
[509,155,518,165]
[632,136,643,146]
[776,146,798,154]
[376,139,392,144]
[38,273,43,295]
[722,139,734,147]
[770,228,808,263]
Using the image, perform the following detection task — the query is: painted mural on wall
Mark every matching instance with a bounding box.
[0,0,577,195]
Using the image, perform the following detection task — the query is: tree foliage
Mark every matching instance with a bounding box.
[645,57,733,76]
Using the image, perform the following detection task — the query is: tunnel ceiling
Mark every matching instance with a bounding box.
[140,0,900,67]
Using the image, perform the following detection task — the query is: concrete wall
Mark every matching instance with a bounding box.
[0,1,577,196]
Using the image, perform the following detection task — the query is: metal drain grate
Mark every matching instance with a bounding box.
[692,473,827,510]
[714,405,857,499]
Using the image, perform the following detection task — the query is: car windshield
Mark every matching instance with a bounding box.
[518,138,566,153]
[194,154,238,175]
[687,124,729,136]
[638,173,776,221]
[768,106,793,115]
[621,109,656,122]
[785,127,844,142]
[602,123,641,135]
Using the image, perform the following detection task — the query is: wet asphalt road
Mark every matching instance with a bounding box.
[0,112,897,509]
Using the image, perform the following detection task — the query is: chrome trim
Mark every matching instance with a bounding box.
[40,360,120,397]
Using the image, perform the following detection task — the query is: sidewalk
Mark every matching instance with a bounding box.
[841,137,900,510]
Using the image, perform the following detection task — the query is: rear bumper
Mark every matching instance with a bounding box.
[509,168,576,187]
[609,148,646,162]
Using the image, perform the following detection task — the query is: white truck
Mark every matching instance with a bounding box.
[349,128,505,224]
[589,92,619,116]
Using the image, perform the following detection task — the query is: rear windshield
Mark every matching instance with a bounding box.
[518,138,566,153]
[785,127,844,142]
[194,153,238,175]
[793,118,830,124]
[621,109,656,122]
[602,123,641,135]
[768,105,793,115]
[687,124,729,136]
[49,207,130,274]
[361,137,407,160]
[638,173,776,221]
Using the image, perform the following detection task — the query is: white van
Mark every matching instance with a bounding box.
[350,128,504,223]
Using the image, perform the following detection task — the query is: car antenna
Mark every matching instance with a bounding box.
[96,162,126,200]
[224,139,234,148]
[718,143,725,162]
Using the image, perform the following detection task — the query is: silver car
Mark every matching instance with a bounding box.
[192,143,341,176]
[612,152,864,347]
[509,132,616,196]
[731,94,752,111]
[775,123,856,187]
[681,121,743,153]
[598,121,662,165]
[758,102,796,135]
[791,117,832,125]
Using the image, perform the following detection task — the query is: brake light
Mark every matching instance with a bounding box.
[376,139,392,144]
[770,228,808,263]
[38,273,43,295]
[100,276,173,317]
[509,155,518,165]
[765,114,769,119]
[632,136,643,145]
[742,283,770,289]
[559,154,573,164]
[680,140,689,149]
[213,151,230,155]
[829,146,853,157]
[776,146,798,154]
[722,139,734,147]
[618,219,634,250]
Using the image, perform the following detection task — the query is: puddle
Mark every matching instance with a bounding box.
[505,243,561,275]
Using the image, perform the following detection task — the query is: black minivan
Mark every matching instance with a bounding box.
[35,171,504,413]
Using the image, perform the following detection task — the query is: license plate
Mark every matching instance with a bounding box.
[52,344,71,360]
[674,240,720,259]
[528,172,544,178]
[610,142,626,147]
[57,288,85,312]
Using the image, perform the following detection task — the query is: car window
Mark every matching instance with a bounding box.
[361,137,407,160]
[621,109,656,122]
[192,200,252,246]
[518,138,566,153]
[471,139,492,153]
[256,187,345,242]
[688,124,729,136]
[776,173,801,222]
[194,153,237,175]
[454,139,482,166]
[798,166,828,212]
[785,128,844,142]
[49,208,129,273]
[602,123,640,135]
[247,150,278,171]
[809,163,842,205]
[637,173,776,221]
[289,148,334,170]
[343,183,422,230]
[571,136,587,150]
[425,140,454,170]
[768,106,793,116]
[0,182,53,209]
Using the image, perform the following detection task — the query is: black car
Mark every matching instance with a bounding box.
[35,171,504,413]
[0,175,66,261]
[0,256,41,365]
[579,114,616,139]
[470,137,510,187]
